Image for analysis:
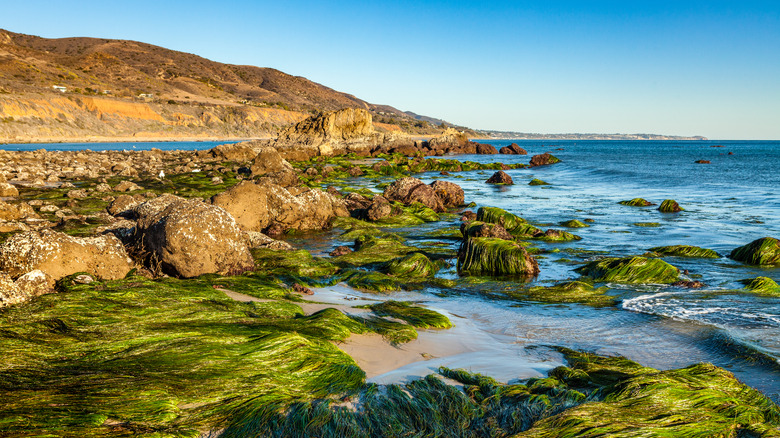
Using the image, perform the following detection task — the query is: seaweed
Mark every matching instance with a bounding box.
[457,237,540,277]
[507,280,618,307]
[476,206,543,238]
[558,219,589,228]
[618,198,654,207]
[365,301,453,329]
[741,277,780,296]
[730,237,780,266]
[648,245,721,258]
[575,256,680,284]
[658,199,684,212]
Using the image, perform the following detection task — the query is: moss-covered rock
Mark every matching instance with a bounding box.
[658,199,684,212]
[528,178,549,186]
[335,235,416,266]
[619,198,655,207]
[460,220,514,240]
[730,237,780,266]
[741,277,780,295]
[540,229,582,242]
[382,253,441,278]
[508,280,617,307]
[575,256,680,284]
[649,245,720,258]
[476,206,543,238]
[559,219,589,228]
[457,237,540,277]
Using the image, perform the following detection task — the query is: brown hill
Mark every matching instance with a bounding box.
[0,29,455,142]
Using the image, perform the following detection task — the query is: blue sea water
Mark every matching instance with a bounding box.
[6,139,779,399]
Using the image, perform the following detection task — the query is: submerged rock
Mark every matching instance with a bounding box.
[560,219,589,228]
[658,199,684,212]
[672,280,706,288]
[529,153,561,167]
[457,237,539,277]
[619,198,655,207]
[485,170,513,185]
[730,237,780,266]
[649,245,720,258]
[135,198,254,278]
[542,229,581,242]
[0,230,133,281]
[741,277,780,295]
[575,256,680,284]
[528,178,549,186]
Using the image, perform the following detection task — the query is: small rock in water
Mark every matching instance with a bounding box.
[486,170,513,185]
[329,246,353,257]
[672,280,705,289]
[695,160,711,164]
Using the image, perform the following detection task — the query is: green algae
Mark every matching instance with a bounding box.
[540,230,582,242]
[730,237,780,266]
[618,198,654,207]
[528,179,549,186]
[741,277,780,296]
[658,198,684,212]
[252,248,339,281]
[364,300,453,329]
[458,237,539,277]
[575,256,680,284]
[0,274,366,437]
[383,253,441,278]
[477,206,543,238]
[649,244,721,258]
[344,270,403,293]
[506,281,617,307]
[353,315,419,344]
[632,222,661,227]
[558,219,588,228]
[335,235,416,266]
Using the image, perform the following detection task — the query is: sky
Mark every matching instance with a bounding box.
[2,1,779,139]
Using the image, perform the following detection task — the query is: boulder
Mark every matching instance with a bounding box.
[460,211,477,222]
[329,246,353,257]
[131,193,185,222]
[136,198,254,278]
[107,194,146,216]
[475,143,499,154]
[619,198,655,207]
[198,142,258,162]
[0,201,37,221]
[343,192,372,211]
[730,237,780,266]
[460,221,514,240]
[0,182,18,197]
[499,143,527,155]
[486,170,513,185]
[211,180,348,233]
[477,206,543,237]
[430,180,465,208]
[0,230,133,281]
[529,153,561,167]
[383,177,444,212]
[66,189,88,199]
[366,195,394,221]
[457,237,539,277]
[113,181,143,192]
[249,148,298,187]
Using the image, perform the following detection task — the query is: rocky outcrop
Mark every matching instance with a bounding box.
[270,108,377,160]
[197,142,258,162]
[249,148,298,186]
[382,177,444,212]
[211,180,348,233]
[0,230,133,281]
[486,170,513,185]
[499,143,527,155]
[0,201,37,221]
[135,198,254,278]
[529,153,561,167]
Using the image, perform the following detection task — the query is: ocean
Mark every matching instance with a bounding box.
[5,138,779,400]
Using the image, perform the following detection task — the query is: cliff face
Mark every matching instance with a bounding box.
[0,29,445,142]
[0,94,307,142]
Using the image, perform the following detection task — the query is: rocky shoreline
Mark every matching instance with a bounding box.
[1,109,779,437]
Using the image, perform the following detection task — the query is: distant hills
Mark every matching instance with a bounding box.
[0,29,704,143]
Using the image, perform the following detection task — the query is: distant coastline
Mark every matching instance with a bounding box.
[483,131,707,141]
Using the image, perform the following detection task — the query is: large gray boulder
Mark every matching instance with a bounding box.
[135,198,254,278]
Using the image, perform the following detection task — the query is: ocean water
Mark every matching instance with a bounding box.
[305,139,780,400]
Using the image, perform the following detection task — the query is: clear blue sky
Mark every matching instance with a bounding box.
[3,0,779,139]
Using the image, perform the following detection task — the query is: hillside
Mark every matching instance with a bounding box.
[0,29,456,142]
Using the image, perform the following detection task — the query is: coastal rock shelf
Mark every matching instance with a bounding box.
[1,137,779,437]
